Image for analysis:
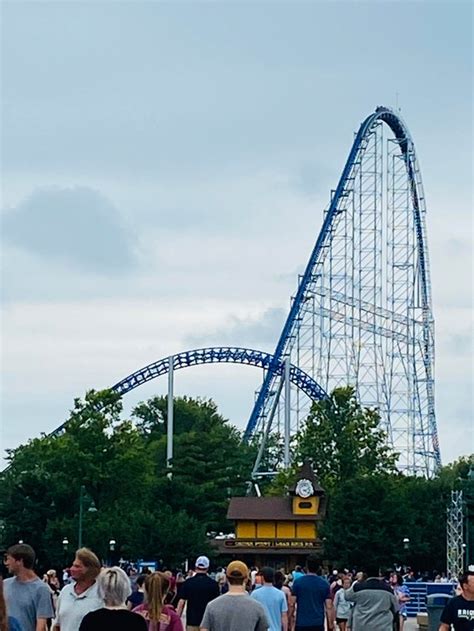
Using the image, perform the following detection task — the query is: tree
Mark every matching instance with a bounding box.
[320,473,449,572]
[0,390,154,565]
[132,395,256,533]
[0,390,256,569]
[294,386,398,489]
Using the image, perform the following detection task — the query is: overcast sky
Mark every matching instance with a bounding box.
[1,1,472,467]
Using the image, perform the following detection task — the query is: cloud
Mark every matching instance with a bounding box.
[185,307,287,351]
[2,187,138,274]
[1,296,269,451]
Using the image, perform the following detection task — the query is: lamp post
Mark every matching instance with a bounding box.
[108,539,116,567]
[403,537,410,571]
[78,485,97,548]
[62,537,69,567]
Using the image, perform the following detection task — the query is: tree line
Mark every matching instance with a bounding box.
[1,386,472,572]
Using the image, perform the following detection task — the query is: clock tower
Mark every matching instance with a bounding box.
[291,461,326,517]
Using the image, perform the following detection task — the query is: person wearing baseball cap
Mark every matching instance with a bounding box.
[176,556,219,631]
[200,560,268,631]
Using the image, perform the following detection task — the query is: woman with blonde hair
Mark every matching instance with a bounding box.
[133,572,183,631]
[79,567,146,630]
[0,578,22,631]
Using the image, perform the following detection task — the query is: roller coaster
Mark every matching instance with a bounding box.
[49,106,441,477]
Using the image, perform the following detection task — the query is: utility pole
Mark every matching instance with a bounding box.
[284,356,291,468]
[167,356,174,479]
[78,485,84,548]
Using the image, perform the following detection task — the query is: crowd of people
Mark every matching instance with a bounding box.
[1,542,473,631]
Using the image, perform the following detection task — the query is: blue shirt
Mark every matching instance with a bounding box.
[8,617,23,631]
[395,584,410,616]
[251,586,288,631]
[4,577,54,631]
[292,574,330,627]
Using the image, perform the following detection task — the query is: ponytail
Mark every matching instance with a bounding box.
[144,572,170,622]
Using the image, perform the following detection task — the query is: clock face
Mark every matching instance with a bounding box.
[296,478,314,498]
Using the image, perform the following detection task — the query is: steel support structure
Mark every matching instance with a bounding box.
[245,107,440,477]
[166,355,174,478]
[447,490,464,579]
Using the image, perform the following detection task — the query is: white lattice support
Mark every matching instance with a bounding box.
[447,490,464,579]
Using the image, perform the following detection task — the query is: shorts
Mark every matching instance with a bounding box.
[336,618,348,623]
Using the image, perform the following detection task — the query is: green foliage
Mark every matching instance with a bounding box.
[320,473,451,572]
[2,384,472,574]
[263,386,469,573]
[294,386,398,489]
[0,391,256,569]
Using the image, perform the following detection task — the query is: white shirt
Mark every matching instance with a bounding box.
[55,581,103,631]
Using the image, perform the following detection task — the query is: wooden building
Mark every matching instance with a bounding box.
[216,463,327,569]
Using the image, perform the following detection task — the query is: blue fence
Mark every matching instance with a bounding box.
[405,582,455,617]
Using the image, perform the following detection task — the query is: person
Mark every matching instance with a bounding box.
[214,568,226,595]
[3,543,55,631]
[78,567,146,631]
[127,575,146,610]
[199,560,268,631]
[329,572,344,602]
[44,570,61,627]
[292,565,305,584]
[390,572,410,631]
[133,571,183,630]
[439,570,474,631]
[250,567,259,589]
[176,556,219,631]
[251,567,288,631]
[44,571,61,594]
[344,572,398,631]
[275,570,294,631]
[0,577,22,631]
[333,576,353,631]
[291,555,334,631]
[53,548,103,631]
[173,572,186,607]
[163,571,177,605]
[62,570,72,587]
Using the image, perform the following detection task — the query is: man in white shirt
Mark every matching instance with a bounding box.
[53,548,103,631]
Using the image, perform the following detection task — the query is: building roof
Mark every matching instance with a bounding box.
[289,461,326,495]
[227,496,326,521]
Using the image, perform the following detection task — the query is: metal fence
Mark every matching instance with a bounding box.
[405,582,454,616]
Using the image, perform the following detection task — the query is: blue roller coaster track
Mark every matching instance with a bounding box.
[31,106,439,477]
[47,347,326,438]
[112,346,327,402]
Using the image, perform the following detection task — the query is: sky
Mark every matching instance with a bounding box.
[1,0,473,467]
